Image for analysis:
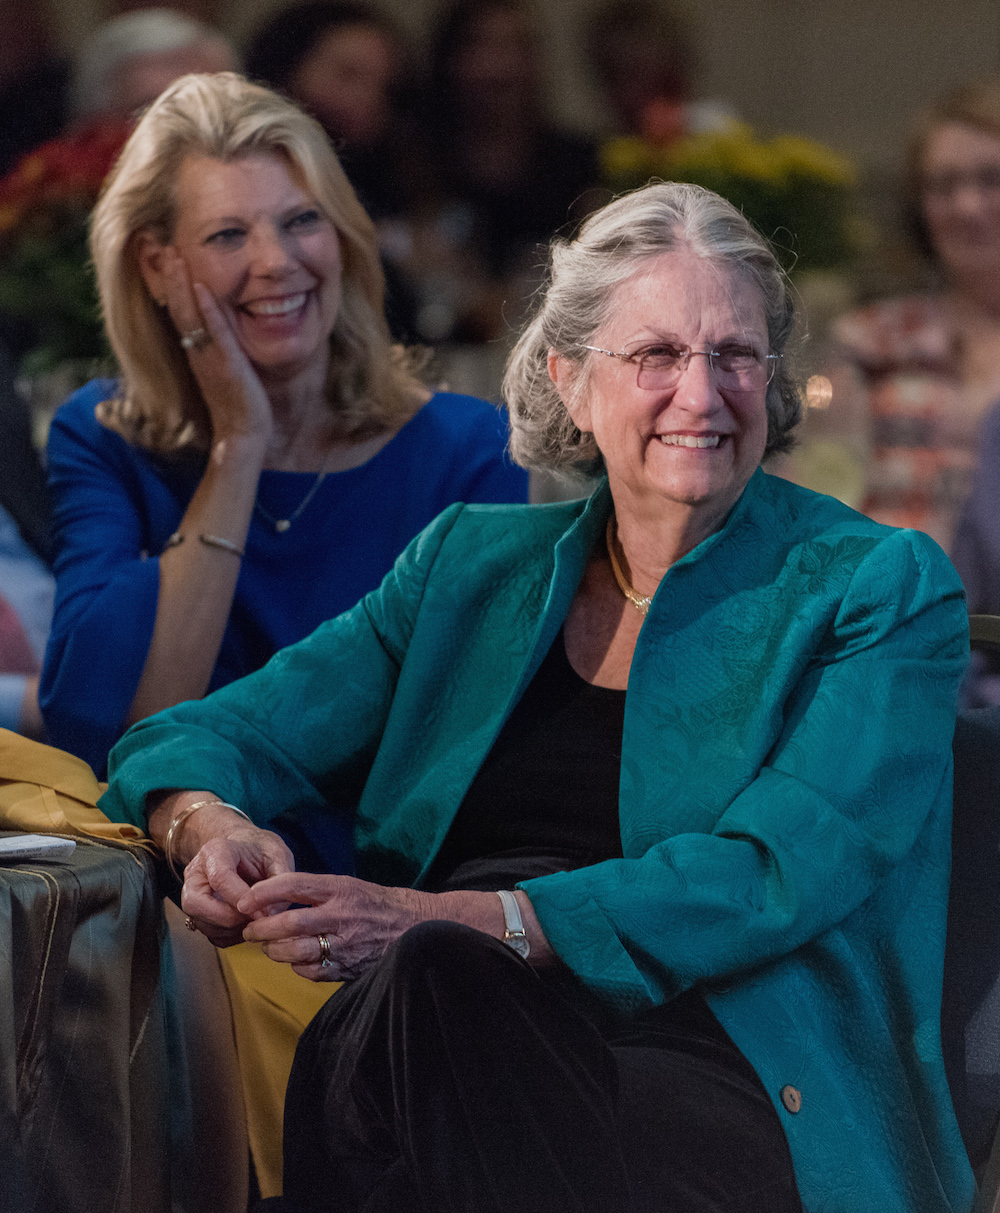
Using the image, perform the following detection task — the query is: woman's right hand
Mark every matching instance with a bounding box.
[160,246,274,446]
[125,251,277,724]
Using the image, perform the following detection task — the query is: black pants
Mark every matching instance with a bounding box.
[278,921,803,1213]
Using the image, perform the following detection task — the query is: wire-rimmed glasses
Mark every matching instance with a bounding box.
[582,343,781,391]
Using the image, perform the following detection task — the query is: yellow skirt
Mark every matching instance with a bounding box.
[218,943,341,1198]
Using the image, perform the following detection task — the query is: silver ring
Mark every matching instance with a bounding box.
[318,934,332,968]
[184,915,198,932]
[180,328,210,351]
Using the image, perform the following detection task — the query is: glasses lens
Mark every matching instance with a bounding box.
[635,348,684,389]
[633,347,776,390]
[713,348,776,390]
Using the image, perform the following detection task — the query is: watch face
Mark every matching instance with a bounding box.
[506,933,530,959]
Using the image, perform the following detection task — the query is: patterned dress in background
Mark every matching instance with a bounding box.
[825,293,984,554]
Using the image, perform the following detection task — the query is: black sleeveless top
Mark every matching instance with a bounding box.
[424,626,731,1046]
[424,628,626,893]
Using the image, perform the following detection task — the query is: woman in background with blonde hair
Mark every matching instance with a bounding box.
[39,71,526,789]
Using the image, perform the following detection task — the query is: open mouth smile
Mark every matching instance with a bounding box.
[241,291,309,317]
[658,434,723,449]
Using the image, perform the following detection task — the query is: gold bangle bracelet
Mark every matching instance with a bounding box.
[163,798,252,882]
[199,533,244,557]
[162,532,245,558]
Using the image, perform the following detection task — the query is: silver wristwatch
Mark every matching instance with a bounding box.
[497,890,530,959]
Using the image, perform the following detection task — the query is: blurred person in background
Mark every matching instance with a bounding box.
[0,9,239,369]
[245,1,422,338]
[585,0,736,145]
[71,7,237,122]
[245,1,416,223]
[411,0,599,345]
[0,0,69,177]
[817,79,1000,557]
[0,343,53,740]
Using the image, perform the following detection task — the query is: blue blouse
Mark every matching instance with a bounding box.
[41,379,528,774]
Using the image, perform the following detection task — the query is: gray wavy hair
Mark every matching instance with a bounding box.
[503,181,800,473]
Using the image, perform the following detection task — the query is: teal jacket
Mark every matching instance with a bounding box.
[102,469,974,1213]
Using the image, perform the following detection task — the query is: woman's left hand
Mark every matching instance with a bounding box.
[238,872,427,981]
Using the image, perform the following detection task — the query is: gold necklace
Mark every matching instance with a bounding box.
[605,517,651,616]
[254,453,333,533]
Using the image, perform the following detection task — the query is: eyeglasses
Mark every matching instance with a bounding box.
[582,343,781,391]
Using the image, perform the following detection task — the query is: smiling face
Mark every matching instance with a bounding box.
[921,122,1000,283]
[142,151,343,381]
[555,247,769,528]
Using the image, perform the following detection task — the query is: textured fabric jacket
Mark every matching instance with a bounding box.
[41,380,527,774]
[101,469,974,1213]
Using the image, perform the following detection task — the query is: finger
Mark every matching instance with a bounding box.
[260,842,296,879]
[206,864,256,910]
[243,905,319,942]
[259,934,322,965]
[162,247,204,336]
[199,850,258,911]
[181,879,248,930]
[288,960,344,980]
[238,871,343,915]
[191,281,245,359]
[290,961,341,982]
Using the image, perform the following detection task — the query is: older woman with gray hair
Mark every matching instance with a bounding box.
[101,181,972,1213]
[71,8,236,121]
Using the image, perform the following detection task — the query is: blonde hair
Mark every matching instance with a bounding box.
[503,181,800,473]
[92,71,422,452]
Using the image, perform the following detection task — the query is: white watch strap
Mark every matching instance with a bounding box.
[497,890,530,959]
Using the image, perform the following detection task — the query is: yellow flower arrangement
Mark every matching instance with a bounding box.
[601,122,858,272]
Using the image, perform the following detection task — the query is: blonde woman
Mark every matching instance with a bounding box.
[40,72,526,790]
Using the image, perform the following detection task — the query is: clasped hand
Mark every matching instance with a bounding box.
[180,824,296,948]
[239,872,427,981]
[180,825,427,979]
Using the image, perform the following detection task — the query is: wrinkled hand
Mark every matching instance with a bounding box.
[181,826,295,948]
[239,872,426,981]
[161,247,273,445]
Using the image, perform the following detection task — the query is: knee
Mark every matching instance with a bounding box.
[389,919,501,979]
[382,919,526,1002]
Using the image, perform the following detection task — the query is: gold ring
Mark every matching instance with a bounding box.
[180,328,211,351]
[184,915,198,932]
[318,934,332,967]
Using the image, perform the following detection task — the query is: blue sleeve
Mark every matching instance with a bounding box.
[99,505,463,831]
[39,385,162,773]
[521,530,968,1007]
[435,395,528,506]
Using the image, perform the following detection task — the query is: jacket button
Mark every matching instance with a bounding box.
[780,1085,802,1114]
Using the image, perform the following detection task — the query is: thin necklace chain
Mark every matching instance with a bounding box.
[605,516,651,616]
[255,457,331,534]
